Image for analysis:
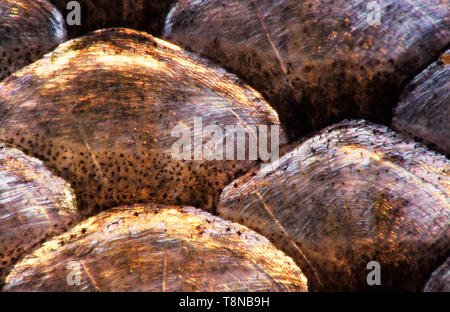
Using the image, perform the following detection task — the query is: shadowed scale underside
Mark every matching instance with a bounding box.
[393,49,450,155]
[49,0,176,39]
[0,143,80,286]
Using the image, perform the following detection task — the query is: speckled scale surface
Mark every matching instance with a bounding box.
[50,0,176,39]
[3,204,308,292]
[393,49,450,155]
[0,28,287,215]
[423,257,449,292]
[218,120,450,291]
[0,143,80,286]
[0,0,67,82]
[165,0,450,139]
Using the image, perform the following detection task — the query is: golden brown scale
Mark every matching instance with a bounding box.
[164,0,450,139]
[218,120,450,291]
[0,0,67,81]
[0,28,287,215]
[393,49,450,155]
[50,0,176,38]
[3,204,308,292]
[0,144,80,286]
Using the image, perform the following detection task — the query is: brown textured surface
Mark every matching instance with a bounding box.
[218,120,450,291]
[393,49,450,155]
[423,257,449,292]
[0,28,286,215]
[3,204,307,292]
[0,144,80,286]
[164,0,450,139]
[50,0,176,38]
[0,0,67,81]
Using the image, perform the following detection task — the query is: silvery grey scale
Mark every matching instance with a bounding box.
[218,120,449,291]
[49,0,176,38]
[0,144,80,286]
[393,49,450,155]
[0,0,448,293]
[423,257,449,292]
[164,0,450,139]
